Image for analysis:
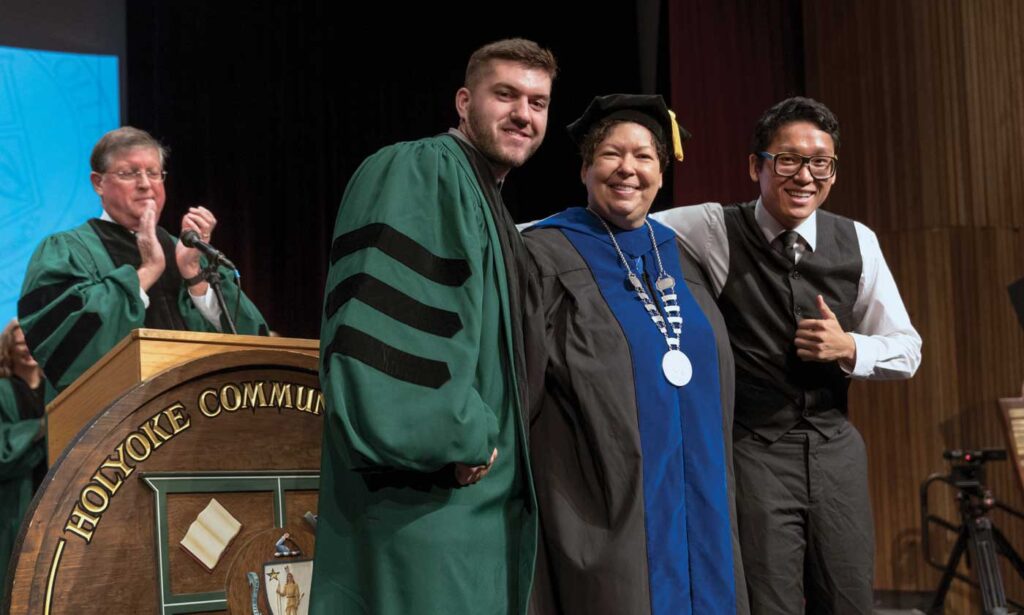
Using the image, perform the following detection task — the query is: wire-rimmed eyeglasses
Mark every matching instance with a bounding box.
[105,169,168,183]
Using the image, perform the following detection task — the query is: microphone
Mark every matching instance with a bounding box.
[180,230,238,270]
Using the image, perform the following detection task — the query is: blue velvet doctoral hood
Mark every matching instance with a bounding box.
[533,206,736,615]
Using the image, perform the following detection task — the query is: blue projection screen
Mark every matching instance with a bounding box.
[0,45,119,324]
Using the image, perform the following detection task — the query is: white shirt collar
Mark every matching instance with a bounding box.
[754,197,817,252]
[99,208,136,235]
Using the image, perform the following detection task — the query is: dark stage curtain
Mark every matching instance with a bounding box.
[127,2,646,338]
[667,0,805,207]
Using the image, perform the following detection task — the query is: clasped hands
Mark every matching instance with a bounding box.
[136,204,217,295]
[455,448,498,486]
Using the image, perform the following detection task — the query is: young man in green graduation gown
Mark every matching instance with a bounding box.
[312,39,556,614]
[18,127,267,399]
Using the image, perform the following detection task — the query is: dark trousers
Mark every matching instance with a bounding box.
[733,423,874,614]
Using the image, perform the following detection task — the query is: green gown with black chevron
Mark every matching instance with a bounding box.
[311,133,536,615]
[18,219,267,399]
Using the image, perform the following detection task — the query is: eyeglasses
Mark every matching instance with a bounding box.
[758,151,837,180]
[105,169,168,183]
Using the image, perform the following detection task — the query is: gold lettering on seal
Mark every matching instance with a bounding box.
[269,382,293,409]
[125,433,152,462]
[80,485,110,515]
[164,403,191,434]
[101,442,135,478]
[242,381,268,408]
[199,388,220,417]
[62,403,192,543]
[91,468,122,496]
[64,505,100,543]
[220,384,242,412]
[197,381,322,417]
[140,417,170,451]
[139,424,165,450]
[295,386,315,413]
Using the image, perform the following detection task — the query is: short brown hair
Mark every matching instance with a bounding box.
[464,38,558,89]
[90,126,169,172]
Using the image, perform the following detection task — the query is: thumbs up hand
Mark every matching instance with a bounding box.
[794,295,856,367]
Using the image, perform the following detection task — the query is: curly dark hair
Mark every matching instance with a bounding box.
[579,118,670,171]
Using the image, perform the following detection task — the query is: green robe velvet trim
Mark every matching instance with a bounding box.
[312,134,535,615]
[18,220,267,399]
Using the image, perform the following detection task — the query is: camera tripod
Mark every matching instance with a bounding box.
[921,449,1024,614]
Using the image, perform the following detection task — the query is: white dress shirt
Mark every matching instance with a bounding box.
[651,199,922,380]
[100,209,223,330]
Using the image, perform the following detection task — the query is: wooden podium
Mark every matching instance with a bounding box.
[45,329,319,463]
[6,329,323,615]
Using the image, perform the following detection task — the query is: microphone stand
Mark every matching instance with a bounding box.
[203,261,238,334]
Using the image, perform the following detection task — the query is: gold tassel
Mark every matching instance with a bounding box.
[667,109,684,161]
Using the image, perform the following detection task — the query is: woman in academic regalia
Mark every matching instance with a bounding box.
[523,95,747,615]
[0,319,47,594]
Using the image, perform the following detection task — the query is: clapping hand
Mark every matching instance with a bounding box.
[177,206,217,294]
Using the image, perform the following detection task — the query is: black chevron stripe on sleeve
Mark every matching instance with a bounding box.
[43,312,103,385]
[330,223,471,287]
[324,273,463,338]
[18,279,78,318]
[324,325,451,389]
[23,294,84,352]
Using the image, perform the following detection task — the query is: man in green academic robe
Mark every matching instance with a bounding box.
[18,127,267,399]
[312,39,556,614]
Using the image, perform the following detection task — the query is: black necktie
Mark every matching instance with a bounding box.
[780,230,799,264]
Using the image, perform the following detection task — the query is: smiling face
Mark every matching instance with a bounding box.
[750,120,837,229]
[90,146,166,231]
[456,59,552,177]
[10,325,37,370]
[583,121,664,230]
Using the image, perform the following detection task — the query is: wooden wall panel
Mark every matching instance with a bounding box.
[805,0,1024,232]
[804,0,1024,610]
[959,1,1024,228]
[850,228,1024,610]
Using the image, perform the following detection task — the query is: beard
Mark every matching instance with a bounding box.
[466,112,541,170]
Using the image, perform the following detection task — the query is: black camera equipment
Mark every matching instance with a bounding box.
[921,448,1024,614]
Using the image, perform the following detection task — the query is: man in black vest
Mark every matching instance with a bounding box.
[653,97,921,614]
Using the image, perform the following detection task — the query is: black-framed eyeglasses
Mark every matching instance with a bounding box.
[106,169,168,183]
[758,151,837,179]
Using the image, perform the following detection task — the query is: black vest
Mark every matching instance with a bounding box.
[718,201,861,441]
